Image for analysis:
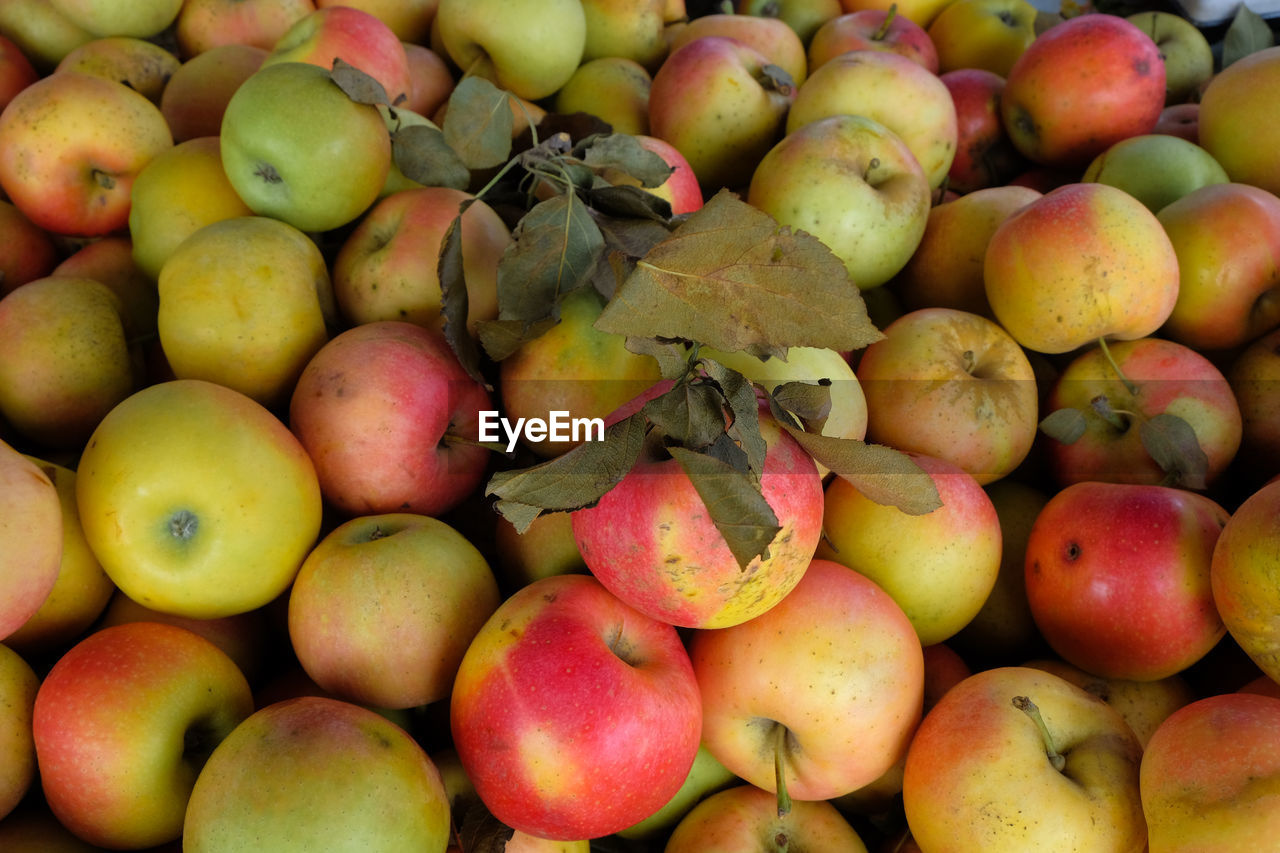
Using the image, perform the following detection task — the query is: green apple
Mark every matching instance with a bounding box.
[0,0,93,71]
[47,0,182,38]
[1126,10,1215,105]
[737,0,845,48]
[552,56,652,137]
[54,35,180,103]
[184,696,452,852]
[1198,45,1280,196]
[1082,133,1228,214]
[579,0,668,70]
[0,643,38,821]
[220,60,391,234]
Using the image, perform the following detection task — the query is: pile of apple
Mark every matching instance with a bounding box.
[4,0,1280,850]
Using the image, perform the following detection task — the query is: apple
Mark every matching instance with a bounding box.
[76,378,323,619]
[220,60,391,234]
[333,185,511,336]
[893,184,1042,317]
[837,0,954,28]
[0,71,173,238]
[434,0,586,101]
[288,320,493,519]
[0,275,135,450]
[902,665,1147,852]
[857,306,1038,485]
[1228,326,1280,484]
[184,696,452,851]
[552,56,652,137]
[53,35,179,104]
[664,784,870,852]
[492,510,587,589]
[983,182,1181,355]
[692,557,924,801]
[401,41,454,118]
[0,200,59,297]
[598,133,704,216]
[498,287,663,459]
[787,49,958,190]
[1126,10,1214,105]
[0,32,39,111]
[939,68,1030,194]
[159,43,268,142]
[667,12,808,86]
[1211,478,1280,684]
[2,457,115,659]
[0,643,38,821]
[1155,101,1199,142]
[1141,692,1280,851]
[928,0,1037,78]
[0,440,62,643]
[288,512,501,710]
[615,743,737,841]
[1197,45,1280,195]
[817,452,1002,646]
[1082,132,1228,214]
[747,113,932,291]
[128,136,256,281]
[1000,13,1166,169]
[1023,658,1195,748]
[807,9,939,73]
[32,621,254,849]
[0,0,93,72]
[579,0,669,70]
[1157,181,1280,352]
[450,573,703,840]
[262,5,412,106]
[648,35,795,193]
[157,215,334,408]
[316,0,438,44]
[1043,336,1243,489]
[47,0,183,39]
[1024,481,1228,682]
[572,410,824,629]
[174,0,313,57]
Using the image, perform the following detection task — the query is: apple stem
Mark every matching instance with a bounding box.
[1096,337,1138,396]
[874,4,899,40]
[773,723,793,818]
[1012,696,1066,772]
[441,430,509,454]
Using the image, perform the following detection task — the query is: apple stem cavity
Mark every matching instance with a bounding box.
[168,509,199,543]
[773,722,793,818]
[1012,695,1066,772]
[874,4,900,41]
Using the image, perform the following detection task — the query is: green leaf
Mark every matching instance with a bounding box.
[1039,407,1087,444]
[1223,4,1275,67]
[701,358,766,483]
[624,337,694,380]
[391,123,471,191]
[769,380,832,433]
[595,189,884,356]
[581,133,674,188]
[485,412,648,531]
[476,315,559,363]
[438,207,490,389]
[441,76,514,170]
[586,184,674,223]
[641,378,728,451]
[591,212,676,300]
[780,426,942,515]
[668,445,781,570]
[329,57,389,106]
[1140,413,1209,490]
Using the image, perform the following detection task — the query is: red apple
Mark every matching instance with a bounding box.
[807,9,939,73]
[0,32,39,112]
[940,67,1029,193]
[174,0,315,57]
[0,200,59,297]
[159,43,268,142]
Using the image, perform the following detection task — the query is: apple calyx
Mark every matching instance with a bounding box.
[168,509,199,543]
[1012,695,1067,772]
[772,721,793,818]
[91,168,117,190]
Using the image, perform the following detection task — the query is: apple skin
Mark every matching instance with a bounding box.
[1211,478,1280,684]
[159,43,268,142]
[32,621,254,849]
[450,573,703,841]
[1126,10,1214,105]
[0,71,173,238]
[648,35,795,193]
[493,510,587,590]
[401,41,453,118]
[0,32,39,112]
[1000,13,1166,169]
[288,320,492,519]
[220,60,391,234]
[1198,44,1280,195]
[1024,481,1228,682]
[76,379,323,619]
[572,412,824,629]
[579,0,669,70]
[288,512,501,710]
[263,5,412,106]
[666,12,808,87]
[984,182,1181,355]
[817,453,1002,646]
[614,743,736,841]
[184,696,452,852]
[928,0,1037,78]
[47,0,183,39]
[855,306,1040,486]
[54,35,180,104]
[736,0,845,48]
[0,440,65,642]
[747,113,931,291]
[0,643,38,821]
[808,9,939,73]
[332,186,511,337]
[837,0,955,28]
[1228,326,1280,483]
[692,558,924,802]
[0,200,58,297]
[1155,101,1199,142]
[1140,692,1280,851]
[894,184,1042,317]
[940,68,1031,194]
[664,784,869,853]
[599,133,703,216]
[787,49,958,190]
[0,0,94,72]
[553,56,651,137]
[1157,182,1280,352]
[175,0,314,57]
[1044,336,1242,489]
[315,0,438,44]
[0,275,136,450]
[434,0,585,101]
[1082,132,1228,215]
